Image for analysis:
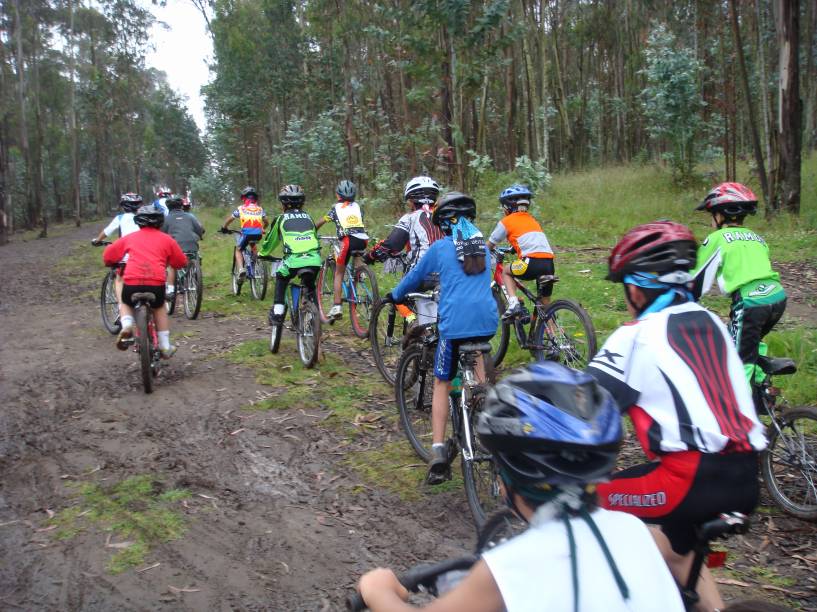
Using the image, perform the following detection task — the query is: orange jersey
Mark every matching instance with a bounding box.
[232,202,266,233]
[488,211,553,259]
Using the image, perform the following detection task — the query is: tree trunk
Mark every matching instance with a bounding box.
[68,0,81,226]
[774,0,801,214]
[803,0,816,149]
[12,0,33,229]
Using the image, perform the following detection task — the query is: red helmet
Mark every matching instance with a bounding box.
[696,182,758,217]
[607,221,697,282]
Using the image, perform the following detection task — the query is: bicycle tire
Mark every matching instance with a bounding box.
[298,299,321,368]
[395,344,434,462]
[760,405,817,521]
[269,321,283,354]
[231,253,242,296]
[475,508,527,553]
[250,256,268,300]
[165,281,177,315]
[317,259,336,323]
[369,299,406,385]
[349,265,379,338]
[184,260,203,319]
[461,390,502,526]
[100,271,121,334]
[136,307,154,394]
[532,299,597,367]
[490,286,510,367]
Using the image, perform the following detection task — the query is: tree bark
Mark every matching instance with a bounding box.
[12,0,33,229]
[68,0,81,226]
[774,0,801,214]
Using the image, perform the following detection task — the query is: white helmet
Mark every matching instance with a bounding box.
[404,176,440,206]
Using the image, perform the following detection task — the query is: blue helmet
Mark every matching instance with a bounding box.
[477,362,621,486]
[499,184,533,211]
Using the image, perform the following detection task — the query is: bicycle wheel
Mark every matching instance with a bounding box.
[135,307,154,394]
[231,253,242,296]
[395,344,435,462]
[100,272,121,334]
[761,406,817,521]
[317,259,336,323]
[297,299,321,368]
[184,260,203,319]
[462,389,503,526]
[370,299,406,385]
[476,509,528,553]
[490,286,510,367]
[250,257,268,300]
[532,299,597,367]
[349,265,379,338]
[269,318,283,354]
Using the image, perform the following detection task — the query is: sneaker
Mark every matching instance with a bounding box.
[328,304,342,322]
[238,268,247,281]
[501,302,523,321]
[160,345,177,360]
[268,311,284,326]
[116,326,134,351]
[402,322,428,349]
[426,445,452,485]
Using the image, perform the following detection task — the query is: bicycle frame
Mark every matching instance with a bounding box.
[321,236,364,306]
[493,258,549,350]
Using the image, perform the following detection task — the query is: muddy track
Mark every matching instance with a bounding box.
[1,226,815,611]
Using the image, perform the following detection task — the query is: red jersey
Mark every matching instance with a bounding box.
[103,227,187,286]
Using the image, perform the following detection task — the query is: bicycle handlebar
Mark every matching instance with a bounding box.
[92,240,112,247]
[346,555,477,611]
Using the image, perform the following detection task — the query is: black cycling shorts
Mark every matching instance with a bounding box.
[509,257,555,296]
[122,284,166,309]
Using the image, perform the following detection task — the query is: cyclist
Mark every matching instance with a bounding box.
[153,186,172,216]
[383,192,497,485]
[356,362,684,612]
[162,194,205,297]
[693,182,787,384]
[102,204,187,358]
[315,179,368,322]
[485,184,555,320]
[259,184,322,325]
[220,186,268,281]
[586,220,767,611]
[364,176,444,330]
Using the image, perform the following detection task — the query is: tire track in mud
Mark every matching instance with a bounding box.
[0,226,473,611]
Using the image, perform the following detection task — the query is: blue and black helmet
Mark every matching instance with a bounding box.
[336,179,357,201]
[477,362,622,487]
[499,184,533,211]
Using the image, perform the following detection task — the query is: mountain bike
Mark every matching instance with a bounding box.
[395,335,500,525]
[122,290,163,394]
[317,236,379,337]
[268,260,322,369]
[165,252,203,319]
[755,353,817,521]
[347,510,754,611]
[222,229,267,299]
[93,240,120,334]
[491,246,597,368]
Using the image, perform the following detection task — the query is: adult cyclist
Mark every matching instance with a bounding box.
[162,194,205,297]
[586,220,767,611]
[356,362,684,612]
[364,175,445,330]
[220,186,268,281]
[153,186,172,216]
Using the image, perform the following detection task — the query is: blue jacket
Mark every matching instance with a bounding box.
[392,236,498,340]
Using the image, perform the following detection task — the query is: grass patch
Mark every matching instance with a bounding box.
[50,475,190,574]
[748,565,797,588]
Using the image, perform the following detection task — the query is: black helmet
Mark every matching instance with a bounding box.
[133,204,165,228]
[167,194,184,210]
[241,186,258,199]
[278,184,305,208]
[431,191,476,227]
[119,193,143,213]
[336,179,357,201]
[477,362,622,487]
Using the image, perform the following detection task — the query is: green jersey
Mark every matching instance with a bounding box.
[259,210,322,268]
[693,226,784,303]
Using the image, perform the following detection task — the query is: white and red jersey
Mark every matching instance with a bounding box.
[587,302,766,457]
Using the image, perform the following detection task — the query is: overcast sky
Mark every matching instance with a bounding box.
[145,1,212,132]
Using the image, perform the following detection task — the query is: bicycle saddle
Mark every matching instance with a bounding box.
[696,512,749,542]
[756,355,797,376]
[459,342,493,354]
[130,292,157,302]
[536,274,559,285]
[295,268,316,280]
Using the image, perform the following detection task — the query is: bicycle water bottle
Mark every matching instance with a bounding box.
[291,285,301,311]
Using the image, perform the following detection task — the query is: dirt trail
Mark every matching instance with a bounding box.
[1,227,815,611]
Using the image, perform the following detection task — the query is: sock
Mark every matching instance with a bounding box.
[273,303,285,315]
[507,296,520,308]
[158,330,170,351]
[121,315,134,329]
[432,442,445,452]
[166,284,175,294]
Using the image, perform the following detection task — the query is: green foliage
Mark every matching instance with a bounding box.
[513,155,552,193]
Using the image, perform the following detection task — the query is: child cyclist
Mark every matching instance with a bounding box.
[259,185,322,325]
[383,192,498,484]
[356,362,684,612]
[485,185,555,320]
[693,182,787,383]
[314,180,368,322]
[220,186,268,279]
[162,194,205,298]
[102,205,187,358]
